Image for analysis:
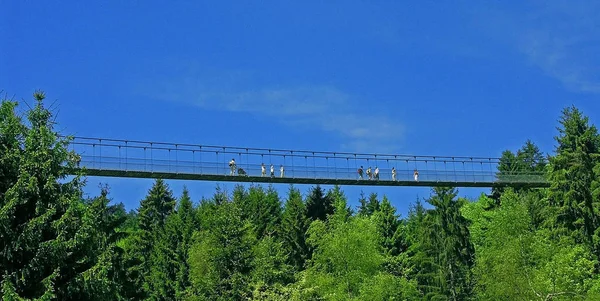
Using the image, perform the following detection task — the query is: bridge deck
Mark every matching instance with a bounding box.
[68,136,549,188]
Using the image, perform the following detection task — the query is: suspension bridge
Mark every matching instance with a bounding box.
[67,136,549,188]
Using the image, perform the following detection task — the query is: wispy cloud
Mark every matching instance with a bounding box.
[475,0,600,94]
[146,76,404,153]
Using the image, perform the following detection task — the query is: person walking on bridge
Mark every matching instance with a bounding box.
[374,167,380,180]
[414,169,419,181]
[280,165,285,178]
[392,167,397,181]
[270,164,274,177]
[261,163,266,177]
[366,167,372,180]
[229,158,236,175]
[358,166,364,179]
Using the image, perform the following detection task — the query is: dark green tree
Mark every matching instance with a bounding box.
[357,190,368,216]
[546,106,600,260]
[122,178,176,299]
[0,91,113,299]
[493,140,547,200]
[305,185,334,222]
[425,187,475,300]
[326,185,352,225]
[147,187,196,300]
[0,98,25,201]
[374,195,405,256]
[367,192,381,216]
[280,185,310,271]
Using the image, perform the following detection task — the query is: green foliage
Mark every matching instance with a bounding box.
[374,196,405,257]
[493,140,547,199]
[303,216,385,299]
[5,92,600,301]
[187,201,255,300]
[0,91,120,300]
[305,185,333,222]
[280,185,310,271]
[464,190,600,300]
[546,106,600,259]
[408,187,475,300]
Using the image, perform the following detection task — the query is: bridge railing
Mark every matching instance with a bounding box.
[67,136,547,185]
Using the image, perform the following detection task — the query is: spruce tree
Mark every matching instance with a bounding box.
[425,187,475,300]
[374,196,405,256]
[305,185,334,222]
[366,192,381,215]
[175,187,196,299]
[546,106,600,259]
[327,185,351,227]
[280,185,310,271]
[187,200,255,300]
[124,178,176,299]
[0,91,108,299]
[357,190,368,216]
[0,98,25,201]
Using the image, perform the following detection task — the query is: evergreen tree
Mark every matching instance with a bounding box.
[174,187,196,299]
[123,178,176,299]
[546,106,600,260]
[241,185,282,239]
[188,201,255,300]
[0,98,25,201]
[357,190,368,216]
[425,187,475,300]
[280,185,310,271]
[71,185,128,300]
[0,91,110,299]
[493,140,547,200]
[326,185,352,226]
[305,185,333,222]
[366,192,381,216]
[374,196,405,256]
[147,187,196,300]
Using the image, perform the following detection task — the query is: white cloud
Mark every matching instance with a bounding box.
[474,0,600,94]
[149,78,404,153]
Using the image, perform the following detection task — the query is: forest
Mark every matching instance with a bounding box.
[2,91,600,300]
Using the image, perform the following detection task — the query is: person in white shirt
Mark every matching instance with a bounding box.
[414,169,419,181]
[280,165,285,178]
[374,167,379,180]
[229,158,236,175]
[270,164,274,177]
[366,167,372,180]
[391,167,397,181]
[261,163,266,177]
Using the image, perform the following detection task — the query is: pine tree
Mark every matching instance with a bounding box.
[425,187,475,300]
[0,98,25,201]
[366,192,380,215]
[357,190,368,216]
[493,140,547,200]
[0,91,110,299]
[175,187,196,299]
[280,185,310,271]
[546,106,600,259]
[123,178,176,299]
[187,201,255,300]
[327,185,352,227]
[374,196,405,256]
[305,185,334,222]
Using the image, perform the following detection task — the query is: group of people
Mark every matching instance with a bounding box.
[357,166,419,182]
[228,159,285,178]
[228,158,420,181]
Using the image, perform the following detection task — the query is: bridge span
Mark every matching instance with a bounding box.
[67,136,549,188]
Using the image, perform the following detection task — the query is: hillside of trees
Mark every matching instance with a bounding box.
[2,91,600,300]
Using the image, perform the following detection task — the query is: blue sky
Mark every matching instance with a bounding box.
[2,0,600,217]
